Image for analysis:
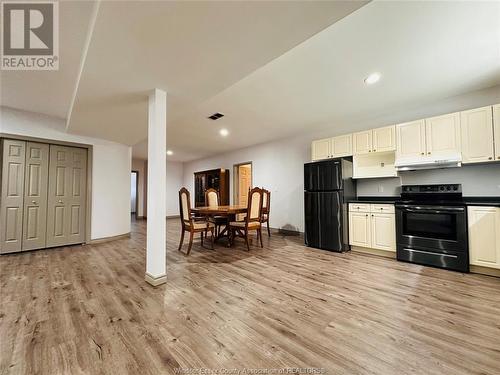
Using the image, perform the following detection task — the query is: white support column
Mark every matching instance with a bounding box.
[145,88,167,286]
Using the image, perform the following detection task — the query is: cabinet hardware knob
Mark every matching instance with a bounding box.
[373,149,376,152]
[427,152,431,155]
[380,208,383,210]
[421,152,424,155]
[58,200,63,204]
[368,150,371,152]
[488,157,493,160]
[31,200,36,204]
[366,214,368,217]
[371,214,374,217]
[498,157,500,160]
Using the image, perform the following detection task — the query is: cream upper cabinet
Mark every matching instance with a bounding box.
[461,106,494,164]
[353,130,373,155]
[396,120,426,159]
[331,134,352,158]
[425,112,461,158]
[349,211,371,248]
[370,213,396,252]
[468,206,500,269]
[494,104,500,161]
[311,138,331,161]
[372,125,396,153]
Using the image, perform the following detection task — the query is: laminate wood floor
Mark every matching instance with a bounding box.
[1,219,500,375]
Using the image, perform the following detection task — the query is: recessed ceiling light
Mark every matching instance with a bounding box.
[219,128,229,137]
[166,150,173,155]
[364,72,381,85]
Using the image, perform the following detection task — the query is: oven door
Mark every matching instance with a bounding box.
[395,205,467,253]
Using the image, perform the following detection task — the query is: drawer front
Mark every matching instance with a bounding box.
[370,204,395,214]
[349,203,371,213]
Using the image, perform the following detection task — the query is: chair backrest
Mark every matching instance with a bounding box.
[262,188,270,214]
[246,187,263,223]
[205,188,219,207]
[179,187,192,226]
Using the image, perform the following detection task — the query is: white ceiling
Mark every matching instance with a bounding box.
[157,0,500,161]
[2,1,499,162]
[65,0,367,158]
[0,1,95,119]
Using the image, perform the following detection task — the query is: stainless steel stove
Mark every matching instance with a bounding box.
[395,184,469,272]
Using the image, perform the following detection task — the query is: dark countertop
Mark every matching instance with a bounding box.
[349,196,500,207]
[347,197,399,204]
[462,197,500,207]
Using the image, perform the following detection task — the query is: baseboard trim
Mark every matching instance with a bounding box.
[470,265,500,278]
[351,246,396,259]
[145,272,167,286]
[87,232,130,245]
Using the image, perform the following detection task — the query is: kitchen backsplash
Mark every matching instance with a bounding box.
[357,163,500,197]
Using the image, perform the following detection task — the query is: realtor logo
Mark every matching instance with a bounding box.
[1,1,59,70]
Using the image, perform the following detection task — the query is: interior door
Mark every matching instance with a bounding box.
[0,139,26,253]
[238,165,251,206]
[46,145,87,247]
[22,142,49,251]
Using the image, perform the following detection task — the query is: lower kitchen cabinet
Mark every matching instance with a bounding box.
[349,211,371,247]
[468,206,500,269]
[370,213,396,251]
[349,204,396,252]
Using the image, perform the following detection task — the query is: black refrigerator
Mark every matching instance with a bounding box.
[304,158,355,252]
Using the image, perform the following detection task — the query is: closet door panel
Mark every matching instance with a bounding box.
[0,139,26,253]
[22,142,49,251]
[46,145,87,247]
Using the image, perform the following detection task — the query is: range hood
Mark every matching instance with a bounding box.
[395,154,462,171]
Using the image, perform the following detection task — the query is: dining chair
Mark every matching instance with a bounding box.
[205,188,227,237]
[229,187,264,251]
[261,188,271,236]
[178,187,214,255]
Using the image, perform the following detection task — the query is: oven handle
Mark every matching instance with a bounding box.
[396,205,465,214]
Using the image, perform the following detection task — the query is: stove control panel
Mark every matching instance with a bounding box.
[401,184,462,194]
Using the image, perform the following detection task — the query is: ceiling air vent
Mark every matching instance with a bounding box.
[208,112,224,120]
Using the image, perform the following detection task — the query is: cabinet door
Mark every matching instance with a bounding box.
[370,213,396,252]
[468,206,500,269]
[353,130,372,155]
[23,142,49,251]
[494,104,500,161]
[349,212,371,248]
[372,125,396,153]
[425,112,461,158]
[46,145,87,247]
[311,138,331,161]
[461,106,494,163]
[396,120,426,159]
[331,134,352,158]
[0,139,26,253]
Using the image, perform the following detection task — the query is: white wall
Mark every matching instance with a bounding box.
[183,135,310,232]
[166,161,183,217]
[1,107,132,240]
[183,86,500,233]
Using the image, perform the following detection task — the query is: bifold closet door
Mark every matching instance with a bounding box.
[22,142,50,251]
[46,145,87,247]
[0,140,26,253]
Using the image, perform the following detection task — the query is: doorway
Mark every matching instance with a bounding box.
[233,162,252,211]
[131,171,138,217]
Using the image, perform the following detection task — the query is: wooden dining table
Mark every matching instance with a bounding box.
[191,205,247,246]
